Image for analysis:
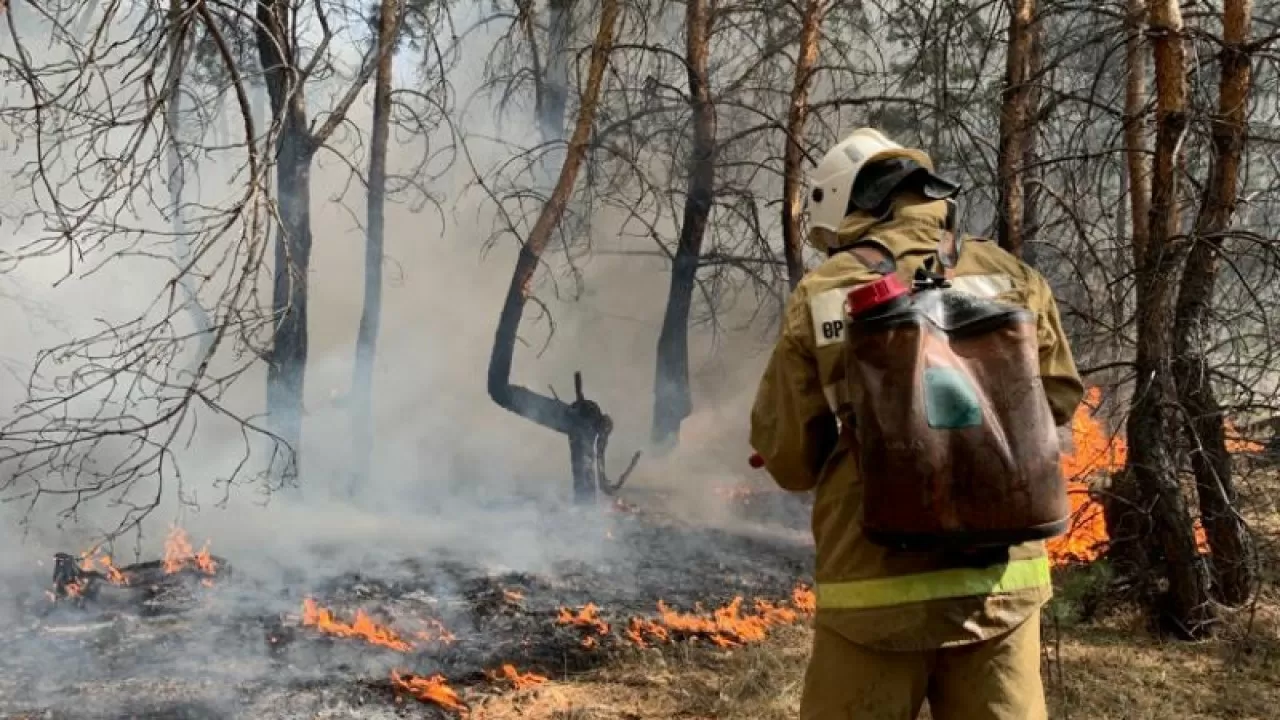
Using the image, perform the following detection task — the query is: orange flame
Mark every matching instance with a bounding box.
[301,598,412,652]
[194,541,217,575]
[1224,418,1264,453]
[1049,388,1248,565]
[163,527,217,577]
[503,589,525,604]
[1059,388,1127,481]
[80,551,128,586]
[486,664,548,690]
[625,616,670,647]
[791,583,816,615]
[556,602,610,646]
[626,596,803,649]
[391,669,466,713]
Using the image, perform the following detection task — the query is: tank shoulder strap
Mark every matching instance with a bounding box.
[842,238,897,275]
[935,198,965,279]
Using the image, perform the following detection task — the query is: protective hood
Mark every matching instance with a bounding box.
[806,192,952,255]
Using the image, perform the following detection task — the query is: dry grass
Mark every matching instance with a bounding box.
[468,607,1277,720]
[468,466,1280,719]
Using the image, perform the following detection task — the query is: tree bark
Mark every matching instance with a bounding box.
[651,0,716,448]
[256,0,385,471]
[1171,0,1255,607]
[541,0,573,146]
[488,0,635,503]
[257,0,315,463]
[781,0,825,289]
[1124,0,1152,265]
[351,0,404,490]
[1127,0,1216,638]
[165,0,213,367]
[1105,0,1155,577]
[995,0,1037,258]
[1019,16,1045,267]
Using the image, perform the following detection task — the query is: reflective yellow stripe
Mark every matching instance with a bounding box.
[816,556,1051,610]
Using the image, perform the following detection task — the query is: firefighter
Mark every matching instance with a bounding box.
[750,128,1084,720]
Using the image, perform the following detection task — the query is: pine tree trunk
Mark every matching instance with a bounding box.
[165,1,213,366]
[996,0,1036,258]
[1106,0,1155,580]
[781,0,825,288]
[651,0,716,448]
[257,0,316,466]
[541,0,572,145]
[1171,0,1255,607]
[351,0,403,491]
[1019,16,1045,266]
[1129,0,1216,638]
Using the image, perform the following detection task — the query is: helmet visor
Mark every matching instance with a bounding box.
[847,157,961,215]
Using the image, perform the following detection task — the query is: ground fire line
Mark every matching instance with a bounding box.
[17,391,1265,718]
[295,587,818,713]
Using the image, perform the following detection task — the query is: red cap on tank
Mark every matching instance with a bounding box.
[846,275,908,316]
[748,452,765,469]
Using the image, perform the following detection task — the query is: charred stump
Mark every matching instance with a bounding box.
[568,373,641,504]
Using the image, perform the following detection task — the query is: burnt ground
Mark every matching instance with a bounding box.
[0,494,814,719]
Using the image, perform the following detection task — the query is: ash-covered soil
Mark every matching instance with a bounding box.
[0,497,813,719]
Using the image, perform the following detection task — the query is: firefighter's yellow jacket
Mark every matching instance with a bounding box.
[750,194,1084,652]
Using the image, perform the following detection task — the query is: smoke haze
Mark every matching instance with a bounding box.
[0,0,791,599]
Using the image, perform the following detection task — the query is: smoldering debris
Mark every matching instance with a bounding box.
[0,505,814,719]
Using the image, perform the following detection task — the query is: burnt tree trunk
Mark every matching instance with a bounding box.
[1106,0,1155,577]
[258,0,316,460]
[781,0,825,289]
[351,0,404,490]
[1171,0,1255,607]
[995,0,1037,258]
[488,0,636,504]
[651,0,716,448]
[1127,0,1216,637]
[257,0,383,472]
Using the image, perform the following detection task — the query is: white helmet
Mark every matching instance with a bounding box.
[806,128,942,232]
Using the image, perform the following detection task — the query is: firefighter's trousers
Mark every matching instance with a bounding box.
[799,612,1047,720]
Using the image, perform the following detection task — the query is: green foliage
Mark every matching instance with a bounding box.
[1049,560,1115,628]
